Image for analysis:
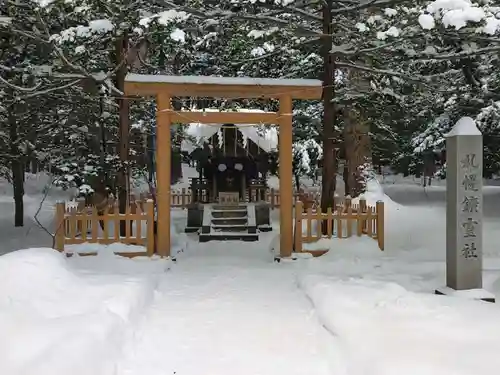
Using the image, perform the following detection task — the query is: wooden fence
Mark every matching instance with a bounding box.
[54,200,155,257]
[55,194,382,257]
[294,198,384,254]
[167,188,315,209]
[71,188,320,210]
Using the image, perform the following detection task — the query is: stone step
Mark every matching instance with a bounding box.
[211,210,248,219]
[211,224,248,232]
[211,217,248,226]
[211,205,247,211]
[199,232,259,242]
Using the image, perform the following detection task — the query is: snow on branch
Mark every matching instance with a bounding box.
[418,0,500,35]
[50,19,114,43]
[413,45,500,61]
[139,9,190,28]
[0,16,12,25]
[331,0,404,15]
[217,11,320,36]
[335,61,432,84]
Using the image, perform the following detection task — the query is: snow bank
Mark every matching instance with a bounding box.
[171,222,188,256]
[67,235,186,257]
[300,275,500,375]
[0,248,159,375]
[66,242,148,255]
[298,200,446,263]
[355,176,400,210]
[297,185,500,294]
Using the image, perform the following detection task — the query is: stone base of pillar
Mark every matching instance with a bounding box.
[435,286,495,303]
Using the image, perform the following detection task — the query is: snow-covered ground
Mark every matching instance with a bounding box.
[382,177,500,220]
[2,171,500,375]
[0,174,75,255]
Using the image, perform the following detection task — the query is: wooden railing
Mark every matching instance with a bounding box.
[294,198,384,253]
[54,200,155,256]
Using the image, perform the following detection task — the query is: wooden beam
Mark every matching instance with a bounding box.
[169,111,280,124]
[156,93,172,258]
[125,82,322,100]
[278,95,294,258]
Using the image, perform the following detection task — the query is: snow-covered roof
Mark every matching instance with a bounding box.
[125,73,321,87]
[183,124,278,153]
[180,108,278,154]
[182,121,278,154]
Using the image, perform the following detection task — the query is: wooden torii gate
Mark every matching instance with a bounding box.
[124,74,322,258]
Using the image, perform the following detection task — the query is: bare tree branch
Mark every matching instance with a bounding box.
[336,61,430,83]
[30,177,56,242]
[0,74,43,91]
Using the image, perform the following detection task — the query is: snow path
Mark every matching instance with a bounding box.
[117,242,339,375]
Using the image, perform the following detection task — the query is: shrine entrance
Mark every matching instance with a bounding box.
[124,74,322,258]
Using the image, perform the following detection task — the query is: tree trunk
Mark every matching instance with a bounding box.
[343,164,350,196]
[99,93,107,159]
[171,148,183,184]
[294,173,301,191]
[8,110,24,227]
[344,110,371,197]
[115,34,130,235]
[12,162,24,227]
[320,0,338,215]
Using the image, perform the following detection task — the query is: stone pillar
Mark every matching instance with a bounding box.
[435,117,494,302]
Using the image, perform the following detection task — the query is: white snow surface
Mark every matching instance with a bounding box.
[3,172,500,374]
[170,28,186,43]
[423,0,500,34]
[139,9,189,27]
[300,274,500,375]
[0,248,167,375]
[447,116,481,136]
[181,109,279,153]
[125,73,322,87]
[376,26,400,40]
[0,16,12,25]
[418,13,436,30]
[54,19,114,43]
[183,122,278,153]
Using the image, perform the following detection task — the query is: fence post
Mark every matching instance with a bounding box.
[294,201,303,253]
[359,197,367,213]
[270,188,275,209]
[145,199,155,256]
[54,202,66,252]
[91,206,99,241]
[345,196,352,213]
[130,199,138,214]
[76,198,85,234]
[181,188,186,208]
[376,201,385,251]
[359,197,367,234]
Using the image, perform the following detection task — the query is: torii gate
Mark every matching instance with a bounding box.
[124,74,322,258]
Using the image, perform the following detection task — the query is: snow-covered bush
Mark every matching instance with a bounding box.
[292,139,322,187]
